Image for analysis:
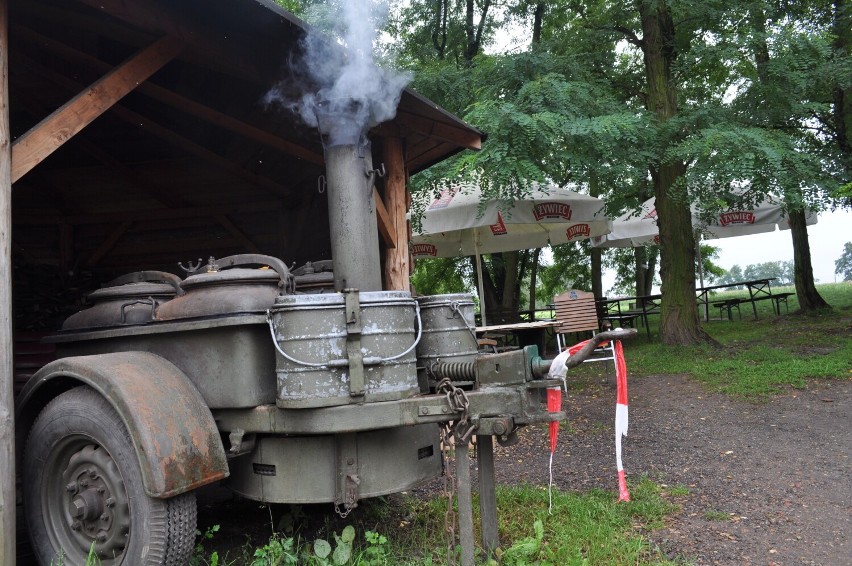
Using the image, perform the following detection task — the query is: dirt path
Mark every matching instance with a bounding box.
[489,374,851,566]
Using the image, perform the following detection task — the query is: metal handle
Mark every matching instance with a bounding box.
[119,297,157,323]
[104,271,184,296]
[195,254,294,294]
[265,303,423,368]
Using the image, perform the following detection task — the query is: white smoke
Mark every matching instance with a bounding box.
[264,0,412,144]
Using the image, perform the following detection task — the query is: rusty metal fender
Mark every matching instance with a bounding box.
[17,351,228,498]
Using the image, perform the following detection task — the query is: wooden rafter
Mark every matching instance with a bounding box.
[11,35,184,183]
[14,200,282,226]
[12,25,325,166]
[376,110,482,151]
[72,0,270,82]
[215,215,260,253]
[15,53,295,201]
[86,220,133,267]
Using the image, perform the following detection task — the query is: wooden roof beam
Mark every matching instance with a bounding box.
[11,35,184,183]
[15,53,296,201]
[376,109,482,151]
[14,200,283,226]
[12,25,324,166]
[73,0,270,82]
[10,82,192,209]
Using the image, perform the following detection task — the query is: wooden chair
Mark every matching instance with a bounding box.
[553,289,600,350]
[553,290,617,376]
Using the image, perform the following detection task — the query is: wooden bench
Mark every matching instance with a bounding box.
[711,298,743,321]
[770,292,794,314]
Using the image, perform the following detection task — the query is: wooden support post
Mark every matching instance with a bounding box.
[0,1,16,563]
[477,434,500,556]
[382,137,409,291]
[456,440,475,566]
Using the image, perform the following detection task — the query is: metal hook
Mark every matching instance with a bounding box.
[317,175,326,194]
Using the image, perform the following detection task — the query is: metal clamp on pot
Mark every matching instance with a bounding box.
[62,271,184,330]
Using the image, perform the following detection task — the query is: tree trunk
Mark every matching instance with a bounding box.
[529,248,541,310]
[834,0,851,157]
[499,250,520,321]
[789,208,830,311]
[750,4,831,311]
[591,248,603,298]
[431,0,449,59]
[464,0,491,63]
[634,246,648,297]
[638,0,714,345]
[645,247,658,296]
[532,2,545,45]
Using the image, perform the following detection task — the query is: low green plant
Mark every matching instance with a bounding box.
[190,524,221,566]
[356,530,390,566]
[667,484,690,497]
[251,533,298,565]
[703,510,730,522]
[311,525,355,565]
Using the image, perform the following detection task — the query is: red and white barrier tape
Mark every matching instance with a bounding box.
[547,338,631,509]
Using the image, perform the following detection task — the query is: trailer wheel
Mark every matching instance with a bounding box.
[23,386,196,565]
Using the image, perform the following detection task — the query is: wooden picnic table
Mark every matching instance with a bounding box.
[697,278,791,320]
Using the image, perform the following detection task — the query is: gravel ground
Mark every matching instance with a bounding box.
[485,373,851,566]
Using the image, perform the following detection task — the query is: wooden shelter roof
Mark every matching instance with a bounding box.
[8,0,482,328]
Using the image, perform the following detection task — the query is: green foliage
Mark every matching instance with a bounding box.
[835,242,852,280]
[410,256,472,296]
[742,260,794,285]
[312,525,356,565]
[190,524,221,566]
[251,533,298,566]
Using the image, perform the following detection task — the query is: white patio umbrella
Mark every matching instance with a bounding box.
[410,183,611,326]
[591,195,818,249]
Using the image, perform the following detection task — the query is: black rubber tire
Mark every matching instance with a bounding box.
[23,386,196,565]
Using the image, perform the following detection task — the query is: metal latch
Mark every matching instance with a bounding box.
[344,288,365,399]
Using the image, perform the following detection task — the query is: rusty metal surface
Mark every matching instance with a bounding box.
[62,282,178,330]
[19,352,228,498]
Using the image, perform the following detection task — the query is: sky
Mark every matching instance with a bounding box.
[709,207,851,284]
[601,207,852,294]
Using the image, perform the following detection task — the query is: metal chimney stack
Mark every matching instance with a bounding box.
[315,99,382,292]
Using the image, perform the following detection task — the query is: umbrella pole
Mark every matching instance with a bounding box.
[476,249,487,327]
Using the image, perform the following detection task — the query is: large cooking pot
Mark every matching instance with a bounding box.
[62,271,183,330]
[155,254,293,321]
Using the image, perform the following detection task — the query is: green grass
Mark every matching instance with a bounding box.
[702,511,730,522]
[617,283,852,397]
[195,481,681,565]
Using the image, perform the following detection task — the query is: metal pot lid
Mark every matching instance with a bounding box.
[87,282,178,302]
[180,267,281,291]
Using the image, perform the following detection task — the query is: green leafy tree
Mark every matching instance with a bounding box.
[836,242,852,280]
[743,261,794,285]
[716,265,745,288]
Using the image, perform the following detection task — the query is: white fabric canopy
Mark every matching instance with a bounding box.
[412,184,610,258]
[410,183,610,326]
[592,195,817,249]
